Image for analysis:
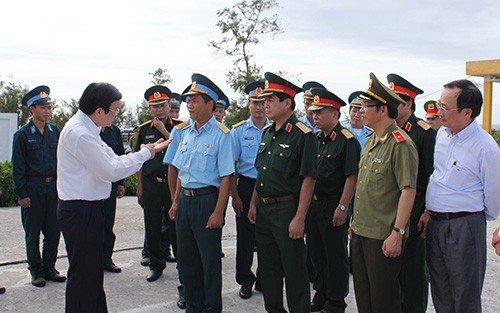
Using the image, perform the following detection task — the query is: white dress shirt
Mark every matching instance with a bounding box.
[57,110,151,201]
[426,120,500,221]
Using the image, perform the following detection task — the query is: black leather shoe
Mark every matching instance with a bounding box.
[0,286,6,294]
[239,285,252,299]
[254,281,262,292]
[140,257,150,266]
[31,275,46,287]
[310,301,325,312]
[146,269,163,282]
[177,295,186,309]
[221,252,225,258]
[45,270,66,283]
[166,254,177,263]
[104,262,122,273]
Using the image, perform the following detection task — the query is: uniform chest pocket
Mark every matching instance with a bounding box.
[367,159,389,190]
[241,141,258,159]
[319,152,341,172]
[272,147,293,172]
[26,142,43,165]
[197,144,218,173]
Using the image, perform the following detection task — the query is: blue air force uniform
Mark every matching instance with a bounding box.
[12,86,61,281]
[171,74,235,313]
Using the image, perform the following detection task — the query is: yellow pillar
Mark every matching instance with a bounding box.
[482,79,493,134]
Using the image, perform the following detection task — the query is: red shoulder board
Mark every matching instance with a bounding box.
[285,123,293,133]
[392,130,406,143]
[404,122,412,132]
[330,131,337,141]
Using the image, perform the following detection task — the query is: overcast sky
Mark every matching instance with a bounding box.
[2,0,500,123]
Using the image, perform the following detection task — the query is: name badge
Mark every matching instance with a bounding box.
[244,136,254,140]
[145,135,155,139]
[371,157,384,164]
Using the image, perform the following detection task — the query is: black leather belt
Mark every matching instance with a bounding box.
[312,193,340,201]
[182,186,218,197]
[427,210,479,221]
[27,176,55,183]
[154,176,167,183]
[260,194,297,205]
[238,175,256,183]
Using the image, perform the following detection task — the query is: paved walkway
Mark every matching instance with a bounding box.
[1,197,499,312]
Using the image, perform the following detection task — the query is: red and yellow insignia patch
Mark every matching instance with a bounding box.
[191,81,197,89]
[330,131,337,141]
[313,95,320,104]
[285,123,292,133]
[388,82,395,90]
[392,130,406,143]
[264,80,269,89]
[153,91,161,99]
[256,87,262,94]
[40,91,47,98]
[405,122,412,132]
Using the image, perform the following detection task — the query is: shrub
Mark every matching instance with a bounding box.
[0,161,17,207]
[124,173,138,196]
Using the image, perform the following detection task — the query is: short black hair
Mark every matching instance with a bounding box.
[375,104,398,119]
[443,79,482,118]
[79,82,122,115]
[399,95,416,112]
[276,92,296,110]
[200,94,216,111]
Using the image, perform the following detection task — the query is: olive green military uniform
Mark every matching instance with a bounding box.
[399,114,436,313]
[135,118,182,271]
[352,122,418,313]
[255,114,318,313]
[307,123,360,313]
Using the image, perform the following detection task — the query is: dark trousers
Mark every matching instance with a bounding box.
[235,178,257,287]
[256,199,310,313]
[351,233,402,313]
[141,208,175,259]
[399,196,428,313]
[176,190,222,313]
[103,184,117,264]
[306,199,349,313]
[141,176,170,271]
[22,181,60,276]
[57,200,107,313]
[426,211,486,313]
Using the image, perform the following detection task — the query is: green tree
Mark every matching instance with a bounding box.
[149,68,173,86]
[0,77,30,126]
[51,99,79,130]
[209,0,282,127]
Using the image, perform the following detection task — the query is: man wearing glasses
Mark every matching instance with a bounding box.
[420,79,500,313]
[387,73,436,313]
[351,73,418,313]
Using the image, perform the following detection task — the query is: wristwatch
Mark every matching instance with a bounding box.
[393,226,405,235]
[338,204,347,211]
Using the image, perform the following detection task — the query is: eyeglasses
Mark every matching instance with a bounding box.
[108,107,119,114]
[436,102,461,113]
[361,101,380,109]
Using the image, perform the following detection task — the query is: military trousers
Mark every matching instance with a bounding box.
[235,177,257,287]
[141,176,170,271]
[306,198,349,313]
[256,198,310,313]
[351,233,402,313]
[21,180,60,276]
[103,184,118,264]
[399,195,428,313]
[141,207,174,259]
[176,189,222,313]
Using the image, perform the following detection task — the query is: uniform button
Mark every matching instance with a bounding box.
[375,169,378,172]
[268,151,271,155]
[368,152,372,155]
[364,166,367,169]
[317,154,320,157]
[356,196,359,199]
[279,153,283,156]
[191,151,194,154]
[322,142,325,145]
[359,181,362,184]
[260,183,264,186]
[263,167,266,170]
[272,136,276,140]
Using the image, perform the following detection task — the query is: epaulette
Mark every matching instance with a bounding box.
[138,120,152,128]
[217,123,230,134]
[314,130,321,135]
[417,119,432,131]
[366,126,374,132]
[295,121,311,134]
[174,121,189,130]
[341,128,354,139]
[232,120,246,128]
[392,130,407,143]
[172,117,185,124]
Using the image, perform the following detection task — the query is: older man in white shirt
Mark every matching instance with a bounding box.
[57,82,169,313]
[420,79,500,313]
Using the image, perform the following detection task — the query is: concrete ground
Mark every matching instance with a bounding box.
[1,196,499,312]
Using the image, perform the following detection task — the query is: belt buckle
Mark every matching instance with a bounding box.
[45,177,52,183]
[183,189,195,197]
[262,197,270,204]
